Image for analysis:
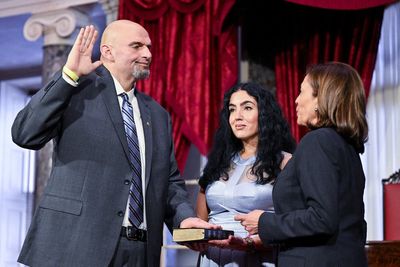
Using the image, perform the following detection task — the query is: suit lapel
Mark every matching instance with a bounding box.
[96,67,153,190]
[136,92,153,190]
[96,66,131,162]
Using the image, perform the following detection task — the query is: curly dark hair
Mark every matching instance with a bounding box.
[199,82,296,189]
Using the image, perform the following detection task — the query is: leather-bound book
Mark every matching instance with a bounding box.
[173,228,234,242]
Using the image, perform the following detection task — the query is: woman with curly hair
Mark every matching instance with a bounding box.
[196,82,295,266]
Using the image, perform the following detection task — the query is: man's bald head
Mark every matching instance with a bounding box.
[101,20,147,46]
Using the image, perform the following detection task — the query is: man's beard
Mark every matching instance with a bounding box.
[132,65,150,80]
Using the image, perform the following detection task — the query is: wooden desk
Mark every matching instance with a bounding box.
[366,241,400,267]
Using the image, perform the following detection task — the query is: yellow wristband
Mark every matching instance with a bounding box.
[63,66,80,82]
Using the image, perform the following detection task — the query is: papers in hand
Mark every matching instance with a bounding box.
[218,204,275,214]
[218,203,243,215]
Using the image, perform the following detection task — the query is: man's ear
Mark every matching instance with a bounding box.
[100,44,113,61]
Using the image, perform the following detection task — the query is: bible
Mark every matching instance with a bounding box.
[172,228,234,242]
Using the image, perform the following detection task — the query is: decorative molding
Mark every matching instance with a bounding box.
[23,8,90,46]
[98,0,119,24]
[0,0,97,18]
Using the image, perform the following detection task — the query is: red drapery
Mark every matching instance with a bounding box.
[275,2,385,141]
[118,0,238,171]
[286,0,397,10]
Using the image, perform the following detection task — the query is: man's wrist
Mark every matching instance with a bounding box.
[62,72,79,87]
[62,66,80,82]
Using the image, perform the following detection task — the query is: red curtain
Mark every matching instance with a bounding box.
[118,0,238,171]
[286,0,397,10]
[275,2,384,141]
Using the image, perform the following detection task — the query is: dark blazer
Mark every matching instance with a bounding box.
[259,128,367,267]
[12,66,195,267]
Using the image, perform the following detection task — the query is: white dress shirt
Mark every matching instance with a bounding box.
[112,76,147,229]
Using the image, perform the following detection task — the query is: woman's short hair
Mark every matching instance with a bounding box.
[306,62,368,153]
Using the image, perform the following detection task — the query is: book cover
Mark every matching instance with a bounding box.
[172,228,234,242]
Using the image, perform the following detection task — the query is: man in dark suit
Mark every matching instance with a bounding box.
[12,20,215,267]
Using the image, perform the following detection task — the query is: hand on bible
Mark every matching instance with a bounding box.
[179,217,221,230]
[178,217,221,252]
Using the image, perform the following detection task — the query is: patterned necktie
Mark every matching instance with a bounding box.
[120,93,144,228]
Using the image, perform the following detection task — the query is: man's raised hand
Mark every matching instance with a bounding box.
[64,25,102,78]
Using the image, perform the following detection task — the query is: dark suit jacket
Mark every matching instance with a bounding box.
[259,128,367,267]
[12,66,195,267]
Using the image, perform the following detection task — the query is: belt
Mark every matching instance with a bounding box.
[121,226,147,242]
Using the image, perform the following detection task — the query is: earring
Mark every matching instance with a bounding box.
[314,108,318,112]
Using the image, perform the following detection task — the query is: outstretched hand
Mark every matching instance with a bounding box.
[208,235,248,251]
[209,234,269,252]
[65,25,102,77]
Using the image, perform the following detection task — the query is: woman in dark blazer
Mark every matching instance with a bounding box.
[235,62,368,267]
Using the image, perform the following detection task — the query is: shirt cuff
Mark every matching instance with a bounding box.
[62,72,79,87]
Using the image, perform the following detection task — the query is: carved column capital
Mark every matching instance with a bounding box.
[23,8,90,46]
